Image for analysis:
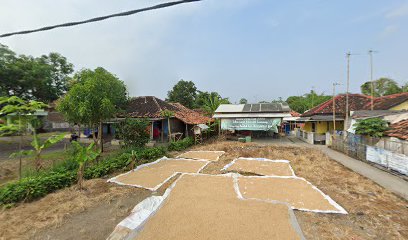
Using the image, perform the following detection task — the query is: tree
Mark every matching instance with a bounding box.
[167,80,197,108]
[360,78,402,97]
[57,67,127,151]
[10,132,65,171]
[286,90,331,113]
[0,96,48,178]
[201,93,230,115]
[354,118,388,138]
[115,118,150,148]
[239,98,248,104]
[0,44,74,103]
[402,82,408,92]
[71,142,101,190]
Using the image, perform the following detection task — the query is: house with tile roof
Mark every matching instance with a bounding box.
[366,92,408,111]
[297,94,372,144]
[116,96,211,142]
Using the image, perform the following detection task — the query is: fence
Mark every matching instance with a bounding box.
[331,134,408,176]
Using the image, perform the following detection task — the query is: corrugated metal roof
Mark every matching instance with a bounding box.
[215,103,290,113]
[215,104,245,113]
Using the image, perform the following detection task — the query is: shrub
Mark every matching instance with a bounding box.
[168,137,194,151]
[115,118,150,148]
[354,118,389,138]
[0,144,180,205]
[0,170,76,204]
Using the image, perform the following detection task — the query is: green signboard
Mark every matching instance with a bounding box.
[221,118,281,132]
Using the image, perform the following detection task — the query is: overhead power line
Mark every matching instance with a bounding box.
[0,0,201,38]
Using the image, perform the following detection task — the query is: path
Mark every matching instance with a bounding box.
[255,136,408,201]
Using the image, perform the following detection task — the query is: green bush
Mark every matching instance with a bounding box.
[354,118,389,138]
[115,118,150,148]
[0,144,186,205]
[168,137,194,151]
[0,170,76,204]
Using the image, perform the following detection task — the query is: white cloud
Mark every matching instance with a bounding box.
[386,2,408,18]
[381,25,399,38]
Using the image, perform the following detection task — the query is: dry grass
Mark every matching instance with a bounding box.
[192,141,408,240]
[0,179,150,240]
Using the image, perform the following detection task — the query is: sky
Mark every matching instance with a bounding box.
[1,0,408,103]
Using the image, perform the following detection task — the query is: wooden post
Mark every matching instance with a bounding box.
[99,121,104,152]
[161,119,164,142]
[150,122,154,140]
[185,124,188,137]
[168,118,172,142]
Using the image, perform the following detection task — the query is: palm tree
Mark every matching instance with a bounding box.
[202,94,230,116]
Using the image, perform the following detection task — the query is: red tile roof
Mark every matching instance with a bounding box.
[301,94,372,117]
[290,111,301,117]
[365,92,408,110]
[385,119,408,140]
[122,96,210,125]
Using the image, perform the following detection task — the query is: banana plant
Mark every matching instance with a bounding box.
[10,132,66,172]
[71,141,101,190]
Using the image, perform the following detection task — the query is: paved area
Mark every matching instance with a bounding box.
[255,136,408,201]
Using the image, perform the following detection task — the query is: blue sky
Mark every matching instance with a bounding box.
[1,0,407,103]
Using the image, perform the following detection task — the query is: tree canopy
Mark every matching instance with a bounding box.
[239,98,248,104]
[57,67,127,128]
[286,90,331,114]
[200,92,230,115]
[0,44,74,103]
[354,118,388,138]
[166,80,197,109]
[360,78,403,97]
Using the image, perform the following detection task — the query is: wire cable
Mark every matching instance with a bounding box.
[0,0,201,38]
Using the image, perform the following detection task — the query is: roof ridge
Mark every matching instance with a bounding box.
[152,96,162,112]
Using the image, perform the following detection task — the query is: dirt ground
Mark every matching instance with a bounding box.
[0,179,152,240]
[1,140,408,240]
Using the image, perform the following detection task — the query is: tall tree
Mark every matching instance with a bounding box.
[286,90,331,114]
[0,44,74,103]
[201,93,230,115]
[239,98,248,104]
[57,67,127,150]
[402,82,408,92]
[167,80,197,108]
[360,78,402,97]
[0,96,48,178]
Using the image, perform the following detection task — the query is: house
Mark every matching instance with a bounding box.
[367,92,408,111]
[116,96,211,142]
[213,102,292,138]
[297,94,372,145]
[43,103,70,131]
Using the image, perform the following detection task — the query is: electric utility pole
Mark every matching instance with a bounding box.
[345,52,359,131]
[345,52,351,132]
[368,49,378,110]
[333,82,341,136]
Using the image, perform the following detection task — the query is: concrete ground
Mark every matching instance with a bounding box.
[254,136,408,201]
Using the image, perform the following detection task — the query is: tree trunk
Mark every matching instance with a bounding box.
[99,121,103,152]
[129,153,136,170]
[18,114,22,179]
[77,162,84,190]
[35,152,42,172]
